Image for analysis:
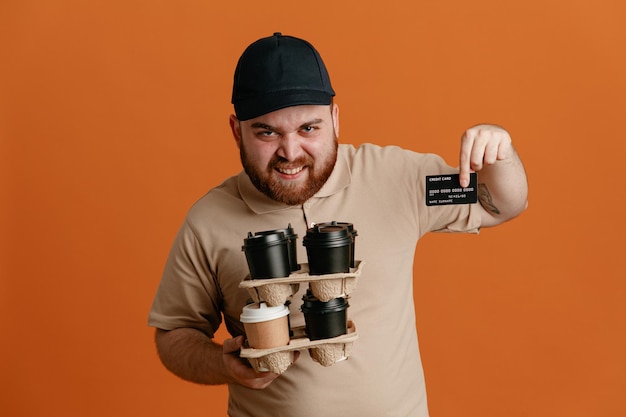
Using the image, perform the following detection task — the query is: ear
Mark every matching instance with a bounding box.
[331,103,339,138]
[229,114,242,148]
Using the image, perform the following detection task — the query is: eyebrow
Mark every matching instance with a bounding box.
[250,119,324,130]
[250,122,274,130]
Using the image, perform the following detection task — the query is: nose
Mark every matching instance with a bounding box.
[276,133,301,161]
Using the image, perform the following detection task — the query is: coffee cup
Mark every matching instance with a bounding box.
[303,223,352,275]
[301,291,349,340]
[255,224,299,272]
[240,302,291,349]
[315,221,357,268]
[242,231,291,279]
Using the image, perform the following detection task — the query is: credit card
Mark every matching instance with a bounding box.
[426,173,477,206]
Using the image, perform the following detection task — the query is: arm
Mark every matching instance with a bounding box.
[458,124,528,228]
[154,327,279,389]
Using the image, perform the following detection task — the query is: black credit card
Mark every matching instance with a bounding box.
[426,173,477,206]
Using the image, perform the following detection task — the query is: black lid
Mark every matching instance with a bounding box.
[242,231,287,249]
[301,292,349,313]
[315,221,357,237]
[302,224,352,248]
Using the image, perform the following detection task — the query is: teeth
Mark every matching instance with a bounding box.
[278,166,303,175]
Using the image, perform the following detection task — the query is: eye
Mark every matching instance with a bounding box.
[255,130,277,139]
[301,125,316,133]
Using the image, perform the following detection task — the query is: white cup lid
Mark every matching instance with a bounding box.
[240,302,289,323]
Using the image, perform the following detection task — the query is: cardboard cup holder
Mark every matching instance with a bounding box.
[238,261,363,373]
[238,261,363,306]
[240,321,358,374]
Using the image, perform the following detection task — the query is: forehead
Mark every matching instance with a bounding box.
[242,105,331,129]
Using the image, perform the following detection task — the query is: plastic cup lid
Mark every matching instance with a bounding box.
[316,221,357,236]
[301,292,349,312]
[240,302,289,323]
[242,231,287,250]
[303,224,352,247]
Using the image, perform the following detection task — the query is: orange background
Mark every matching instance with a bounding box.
[1,1,625,416]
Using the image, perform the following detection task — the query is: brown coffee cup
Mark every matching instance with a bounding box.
[240,302,291,349]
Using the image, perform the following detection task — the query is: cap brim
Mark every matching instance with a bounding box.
[234,90,333,121]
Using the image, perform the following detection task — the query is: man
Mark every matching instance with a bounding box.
[149,33,528,416]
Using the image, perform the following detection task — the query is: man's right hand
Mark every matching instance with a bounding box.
[222,336,281,389]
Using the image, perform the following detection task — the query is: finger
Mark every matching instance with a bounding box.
[223,336,244,354]
[483,135,500,165]
[223,346,280,389]
[496,137,513,161]
[234,362,279,389]
[246,372,280,390]
[468,128,490,172]
[240,370,278,389]
[459,131,475,188]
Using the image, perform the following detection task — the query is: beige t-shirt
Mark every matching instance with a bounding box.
[149,143,480,417]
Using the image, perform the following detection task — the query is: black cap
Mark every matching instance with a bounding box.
[232,33,335,121]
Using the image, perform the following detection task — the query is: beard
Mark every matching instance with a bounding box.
[240,139,338,206]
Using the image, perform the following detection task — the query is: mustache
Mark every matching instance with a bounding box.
[269,155,313,170]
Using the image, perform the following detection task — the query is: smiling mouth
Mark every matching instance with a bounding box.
[276,166,305,175]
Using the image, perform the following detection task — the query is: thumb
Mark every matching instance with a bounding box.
[223,335,244,354]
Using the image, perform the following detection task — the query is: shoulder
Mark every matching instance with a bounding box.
[340,143,449,173]
[185,174,242,223]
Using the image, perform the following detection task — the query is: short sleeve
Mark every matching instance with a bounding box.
[147,218,222,337]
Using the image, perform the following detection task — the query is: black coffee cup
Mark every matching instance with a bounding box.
[303,223,352,275]
[301,291,349,340]
[242,231,291,279]
[255,224,299,272]
[315,221,357,268]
